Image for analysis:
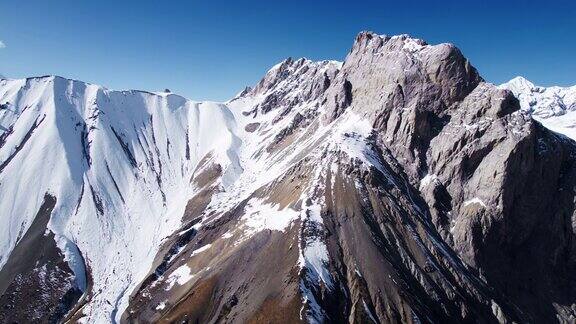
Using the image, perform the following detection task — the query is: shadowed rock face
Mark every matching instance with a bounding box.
[1,32,576,323]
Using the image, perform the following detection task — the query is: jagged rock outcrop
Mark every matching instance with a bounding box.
[1,32,575,323]
[321,33,483,181]
[240,57,341,121]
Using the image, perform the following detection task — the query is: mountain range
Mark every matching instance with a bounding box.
[0,32,575,323]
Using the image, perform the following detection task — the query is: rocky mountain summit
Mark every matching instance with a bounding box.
[0,32,575,323]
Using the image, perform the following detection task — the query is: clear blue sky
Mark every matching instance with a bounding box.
[0,0,574,101]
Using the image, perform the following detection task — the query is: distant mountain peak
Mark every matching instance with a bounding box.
[505,75,536,89]
[500,76,576,113]
[501,76,576,138]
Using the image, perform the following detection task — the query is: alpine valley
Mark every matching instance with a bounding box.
[1,32,575,324]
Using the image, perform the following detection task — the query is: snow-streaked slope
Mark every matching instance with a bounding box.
[199,58,343,219]
[0,58,343,322]
[150,57,350,322]
[500,76,576,139]
[0,76,241,322]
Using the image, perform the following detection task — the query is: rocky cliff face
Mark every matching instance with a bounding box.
[1,32,575,323]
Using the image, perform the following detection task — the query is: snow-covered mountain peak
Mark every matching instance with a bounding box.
[500,76,576,139]
[500,77,576,113]
[504,76,537,92]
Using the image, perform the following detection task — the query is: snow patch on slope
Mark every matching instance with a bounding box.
[241,198,299,235]
[420,174,439,190]
[190,244,212,257]
[463,197,487,208]
[165,264,194,290]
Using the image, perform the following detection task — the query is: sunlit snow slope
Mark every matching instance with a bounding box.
[0,76,241,322]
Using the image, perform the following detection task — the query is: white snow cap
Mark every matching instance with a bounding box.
[500,76,576,139]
